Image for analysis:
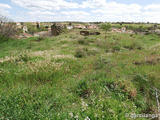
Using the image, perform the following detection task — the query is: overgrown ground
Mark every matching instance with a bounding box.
[0,29,160,120]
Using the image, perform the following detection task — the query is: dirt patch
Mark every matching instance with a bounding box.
[17,33,33,39]
[34,31,51,37]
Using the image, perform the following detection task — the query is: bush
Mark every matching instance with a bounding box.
[94,57,110,70]
[37,37,45,41]
[0,15,17,42]
[74,48,87,58]
[75,80,90,98]
[77,38,89,45]
[112,45,121,52]
[123,42,143,50]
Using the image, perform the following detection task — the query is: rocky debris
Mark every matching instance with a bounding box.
[139,30,159,35]
[86,24,98,29]
[51,23,63,36]
[80,31,100,36]
[66,22,73,30]
[23,26,28,33]
[80,31,89,36]
[18,33,33,39]
[111,27,134,34]
[154,29,160,35]
[67,25,73,30]
[74,24,86,29]
[89,32,100,35]
[36,22,40,29]
[34,31,51,37]
[16,22,22,29]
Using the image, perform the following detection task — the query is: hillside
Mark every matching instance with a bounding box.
[0,29,160,120]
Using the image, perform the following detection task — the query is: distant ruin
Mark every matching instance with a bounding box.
[51,23,63,36]
[80,31,100,36]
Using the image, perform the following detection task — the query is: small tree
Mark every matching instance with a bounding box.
[100,23,111,40]
[0,15,17,42]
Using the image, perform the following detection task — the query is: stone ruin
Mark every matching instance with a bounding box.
[74,24,86,29]
[33,23,64,37]
[67,22,73,30]
[111,27,134,34]
[23,26,28,33]
[80,31,89,36]
[36,22,40,29]
[89,32,100,35]
[51,23,63,36]
[80,31,100,36]
[86,24,98,29]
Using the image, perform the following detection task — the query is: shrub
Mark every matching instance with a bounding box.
[87,49,98,56]
[77,38,89,45]
[27,24,37,34]
[123,42,143,50]
[133,74,149,92]
[100,23,112,40]
[112,45,121,52]
[74,48,87,58]
[0,15,17,42]
[75,80,90,98]
[37,37,45,42]
[94,57,110,70]
[17,54,31,62]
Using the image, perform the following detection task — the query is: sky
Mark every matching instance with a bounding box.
[0,0,160,22]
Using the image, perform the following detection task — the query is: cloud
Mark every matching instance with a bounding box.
[91,2,143,22]
[90,1,160,22]
[0,3,11,16]
[11,0,79,10]
[61,11,89,16]
[0,3,11,9]
[28,11,55,16]
[10,0,160,22]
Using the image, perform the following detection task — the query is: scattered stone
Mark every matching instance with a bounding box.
[23,26,28,33]
[89,32,100,35]
[80,31,89,36]
[36,22,40,29]
[86,24,98,29]
[16,22,22,29]
[18,33,33,39]
[51,23,63,36]
[80,31,100,36]
[111,27,134,34]
[34,31,51,37]
[74,24,86,29]
[67,25,73,30]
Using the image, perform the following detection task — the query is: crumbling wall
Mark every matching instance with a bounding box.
[51,23,63,36]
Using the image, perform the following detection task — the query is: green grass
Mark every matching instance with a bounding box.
[0,28,160,120]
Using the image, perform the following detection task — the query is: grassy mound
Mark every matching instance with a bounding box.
[0,29,160,119]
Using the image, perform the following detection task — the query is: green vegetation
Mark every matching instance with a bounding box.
[0,28,160,120]
[112,23,160,32]
[26,23,48,34]
[100,23,112,40]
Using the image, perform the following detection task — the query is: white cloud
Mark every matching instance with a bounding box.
[61,11,89,16]
[0,3,11,9]
[11,0,79,10]
[90,1,160,23]
[10,0,160,23]
[0,3,11,16]
[144,4,160,11]
[28,11,55,16]
[81,0,107,8]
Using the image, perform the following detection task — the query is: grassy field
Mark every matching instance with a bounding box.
[0,29,160,120]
